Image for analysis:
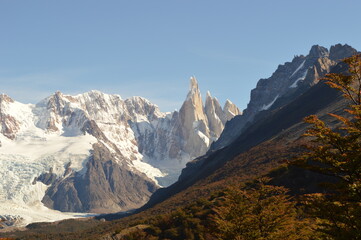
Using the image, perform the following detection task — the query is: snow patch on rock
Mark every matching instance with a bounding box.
[290,70,308,88]
[261,95,279,111]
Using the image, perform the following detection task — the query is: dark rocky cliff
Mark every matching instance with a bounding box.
[212,44,357,151]
[42,143,158,213]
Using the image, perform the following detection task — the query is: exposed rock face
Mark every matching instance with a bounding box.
[223,99,242,121]
[177,77,210,158]
[42,143,158,213]
[205,91,224,137]
[212,44,358,151]
[204,92,241,139]
[128,76,241,185]
[168,77,241,160]
[0,78,240,217]
[0,94,20,140]
[329,43,357,61]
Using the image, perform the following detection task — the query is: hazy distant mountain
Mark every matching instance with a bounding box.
[0,77,240,227]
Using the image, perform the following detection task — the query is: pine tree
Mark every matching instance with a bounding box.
[298,55,361,239]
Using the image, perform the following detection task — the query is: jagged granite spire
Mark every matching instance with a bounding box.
[183,76,208,124]
[178,77,210,158]
[175,76,243,159]
[205,91,224,137]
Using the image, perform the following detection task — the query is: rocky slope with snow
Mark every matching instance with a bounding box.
[0,78,240,227]
[212,44,357,150]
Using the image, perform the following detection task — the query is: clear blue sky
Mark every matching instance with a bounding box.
[1,0,360,112]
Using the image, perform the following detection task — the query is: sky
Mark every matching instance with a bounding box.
[1,0,361,112]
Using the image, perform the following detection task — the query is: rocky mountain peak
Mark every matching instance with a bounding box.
[190,76,199,91]
[34,91,70,132]
[150,76,242,169]
[0,95,21,140]
[79,90,122,102]
[204,91,223,137]
[205,90,212,99]
[204,91,214,114]
[247,44,357,119]
[125,96,165,120]
[308,45,329,58]
[329,43,357,61]
[223,99,242,120]
[186,76,203,108]
[224,99,232,106]
[0,94,14,104]
[177,77,210,158]
[213,43,359,152]
[182,76,206,120]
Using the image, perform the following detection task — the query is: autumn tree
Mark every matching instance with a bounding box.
[211,178,306,240]
[298,54,361,239]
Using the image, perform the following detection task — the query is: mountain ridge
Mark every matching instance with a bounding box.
[212,43,357,151]
[0,77,241,227]
[141,43,358,211]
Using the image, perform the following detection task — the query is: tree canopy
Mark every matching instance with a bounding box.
[298,54,361,239]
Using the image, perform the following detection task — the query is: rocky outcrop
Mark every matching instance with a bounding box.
[223,99,242,121]
[205,91,224,137]
[0,94,20,140]
[329,43,357,61]
[175,77,241,158]
[212,44,358,151]
[177,77,211,158]
[204,92,241,139]
[42,143,158,213]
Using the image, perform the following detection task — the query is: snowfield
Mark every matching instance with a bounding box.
[0,93,167,227]
[0,131,97,227]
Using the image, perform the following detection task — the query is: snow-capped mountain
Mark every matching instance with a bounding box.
[0,77,240,226]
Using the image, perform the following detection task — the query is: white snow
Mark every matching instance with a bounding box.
[225,99,233,105]
[0,99,97,227]
[3,102,35,130]
[130,160,167,185]
[192,120,200,129]
[289,70,308,88]
[226,110,235,117]
[260,95,279,111]
[289,60,305,78]
[0,184,93,227]
[143,154,191,187]
[0,132,96,226]
[196,130,210,146]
